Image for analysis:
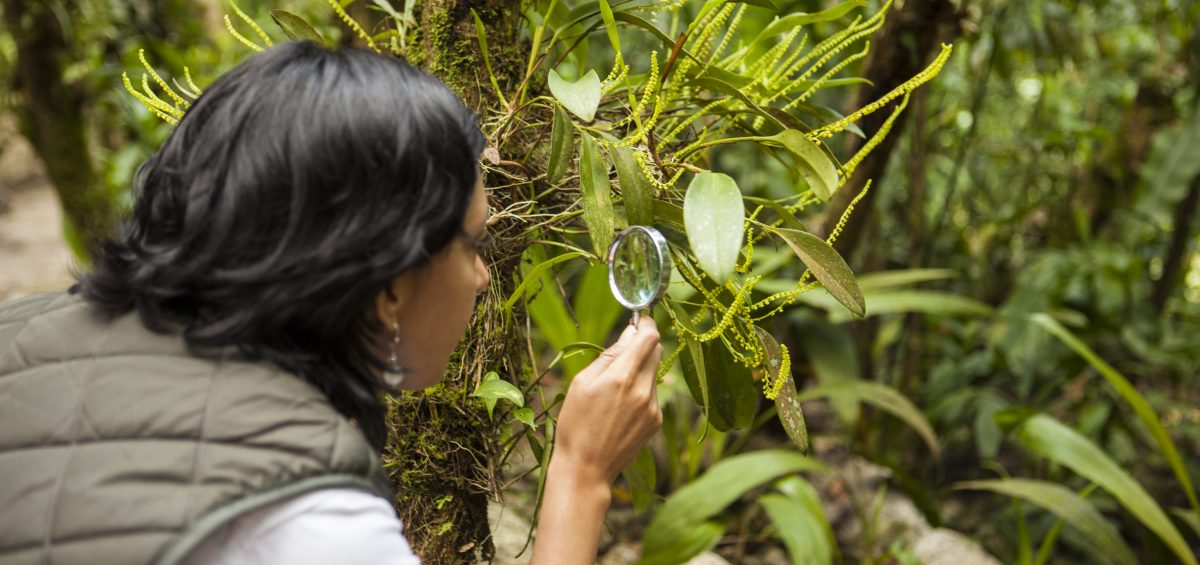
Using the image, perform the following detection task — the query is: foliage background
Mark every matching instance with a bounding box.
[1,0,1199,563]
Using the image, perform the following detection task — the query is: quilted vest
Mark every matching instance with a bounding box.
[0,291,393,565]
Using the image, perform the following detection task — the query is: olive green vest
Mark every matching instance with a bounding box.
[0,291,392,565]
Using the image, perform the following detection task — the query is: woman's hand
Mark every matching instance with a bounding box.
[532,315,663,565]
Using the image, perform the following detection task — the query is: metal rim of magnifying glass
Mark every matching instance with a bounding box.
[606,225,673,311]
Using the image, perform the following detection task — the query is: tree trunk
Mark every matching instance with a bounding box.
[381,2,526,562]
[817,0,961,261]
[3,0,117,250]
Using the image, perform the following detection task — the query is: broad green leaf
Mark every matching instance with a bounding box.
[756,130,838,200]
[614,145,653,226]
[597,0,621,52]
[956,479,1137,565]
[1031,313,1200,513]
[513,407,535,428]
[640,450,826,564]
[623,445,657,514]
[635,520,725,565]
[855,268,959,291]
[579,133,616,257]
[760,492,832,565]
[798,381,940,459]
[678,337,711,422]
[775,476,839,561]
[548,68,601,122]
[505,250,586,309]
[752,1,867,47]
[269,10,324,43]
[1003,412,1196,565]
[470,372,523,419]
[683,172,744,284]
[546,104,573,184]
[769,227,864,317]
[679,338,757,431]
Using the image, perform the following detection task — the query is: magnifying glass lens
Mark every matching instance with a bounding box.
[612,230,661,307]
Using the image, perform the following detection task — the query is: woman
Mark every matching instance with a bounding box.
[0,41,662,564]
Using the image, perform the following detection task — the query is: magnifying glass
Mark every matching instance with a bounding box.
[607,226,673,331]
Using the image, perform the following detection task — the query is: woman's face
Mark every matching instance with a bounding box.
[378,176,491,389]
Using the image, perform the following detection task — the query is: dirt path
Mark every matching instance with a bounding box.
[0,128,75,302]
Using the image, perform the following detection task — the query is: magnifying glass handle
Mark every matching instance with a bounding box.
[630,310,641,333]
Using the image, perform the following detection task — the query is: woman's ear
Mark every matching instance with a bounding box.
[375,274,416,328]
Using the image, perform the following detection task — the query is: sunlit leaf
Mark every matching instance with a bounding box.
[956,479,1137,565]
[470,372,523,419]
[798,380,940,459]
[640,450,826,564]
[768,227,864,317]
[761,484,833,565]
[579,133,616,257]
[269,10,324,43]
[548,68,601,122]
[1000,411,1196,565]
[546,104,573,184]
[683,172,744,284]
[513,407,535,428]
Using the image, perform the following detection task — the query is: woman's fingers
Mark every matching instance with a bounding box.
[604,318,660,386]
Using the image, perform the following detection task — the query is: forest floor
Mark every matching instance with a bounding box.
[0,124,74,302]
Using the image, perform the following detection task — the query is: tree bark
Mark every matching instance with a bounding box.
[1152,172,1200,312]
[817,0,961,261]
[3,0,118,250]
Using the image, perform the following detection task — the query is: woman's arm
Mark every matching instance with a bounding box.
[531,316,663,564]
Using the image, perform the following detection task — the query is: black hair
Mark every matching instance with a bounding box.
[75,41,486,451]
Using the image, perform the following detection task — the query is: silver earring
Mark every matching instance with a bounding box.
[383,320,406,388]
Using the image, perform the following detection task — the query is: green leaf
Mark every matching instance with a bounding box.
[470,372,524,419]
[683,172,744,285]
[755,130,838,200]
[505,250,587,310]
[798,381,940,459]
[855,268,959,291]
[679,337,758,431]
[1172,507,1200,541]
[548,68,601,122]
[1004,412,1196,565]
[269,10,325,43]
[768,227,864,317]
[691,77,788,130]
[623,445,657,514]
[956,479,1137,565]
[597,0,621,52]
[751,1,867,47]
[469,9,506,105]
[640,450,826,564]
[614,145,653,226]
[760,490,833,565]
[512,407,535,428]
[635,520,725,565]
[760,328,807,452]
[546,104,574,184]
[1031,313,1200,514]
[793,316,860,424]
[579,133,616,257]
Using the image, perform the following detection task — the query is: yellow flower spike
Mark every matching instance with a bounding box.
[763,343,792,400]
[813,43,954,140]
[839,94,909,181]
[768,34,808,87]
[781,42,871,110]
[227,0,272,47]
[656,344,685,382]
[225,14,264,52]
[696,275,760,343]
[139,74,184,118]
[183,67,203,96]
[122,72,181,125]
[138,50,188,109]
[826,180,871,247]
[781,15,861,82]
[708,3,745,65]
[325,0,378,52]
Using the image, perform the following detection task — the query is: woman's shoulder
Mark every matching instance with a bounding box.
[183,488,421,565]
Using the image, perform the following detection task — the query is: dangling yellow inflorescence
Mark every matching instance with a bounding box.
[708,3,746,65]
[767,34,808,87]
[762,342,792,400]
[139,50,188,109]
[839,94,909,182]
[229,0,273,48]
[783,42,870,110]
[826,180,871,247]
[812,43,953,140]
[122,72,181,125]
[325,0,378,52]
[224,14,264,52]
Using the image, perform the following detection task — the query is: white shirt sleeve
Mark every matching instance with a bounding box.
[182,488,421,565]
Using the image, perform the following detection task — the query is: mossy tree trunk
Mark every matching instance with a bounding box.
[381,2,528,563]
[3,0,118,250]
